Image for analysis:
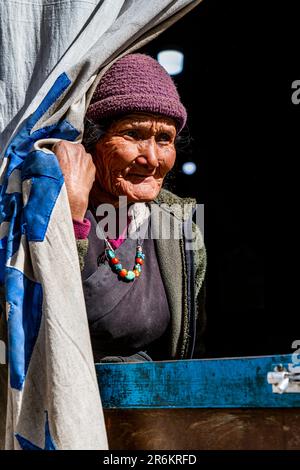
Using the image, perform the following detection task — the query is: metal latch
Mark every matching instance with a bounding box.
[267,364,300,393]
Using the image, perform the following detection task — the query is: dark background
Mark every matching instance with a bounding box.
[141,0,271,358]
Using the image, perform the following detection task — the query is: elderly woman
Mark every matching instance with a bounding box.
[53,53,206,363]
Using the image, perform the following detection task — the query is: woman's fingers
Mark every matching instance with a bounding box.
[52,141,96,220]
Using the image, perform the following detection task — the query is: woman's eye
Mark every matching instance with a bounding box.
[123,130,139,139]
[157,133,172,142]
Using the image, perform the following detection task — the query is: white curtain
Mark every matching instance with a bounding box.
[0,0,201,450]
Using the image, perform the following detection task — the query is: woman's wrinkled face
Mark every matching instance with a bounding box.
[92,113,177,204]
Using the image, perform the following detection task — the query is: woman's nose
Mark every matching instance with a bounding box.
[135,139,159,168]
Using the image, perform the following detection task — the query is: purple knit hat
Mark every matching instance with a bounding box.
[86,53,187,132]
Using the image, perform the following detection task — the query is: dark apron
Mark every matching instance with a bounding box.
[82,210,171,362]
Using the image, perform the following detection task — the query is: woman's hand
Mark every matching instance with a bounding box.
[52,141,96,221]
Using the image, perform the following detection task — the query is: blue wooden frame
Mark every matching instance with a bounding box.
[95,354,300,409]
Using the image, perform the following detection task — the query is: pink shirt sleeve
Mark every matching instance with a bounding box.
[73,218,91,240]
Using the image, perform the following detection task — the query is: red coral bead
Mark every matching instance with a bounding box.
[133,269,140,277]
[119,269,128,277]
[136,258,144,265]
[111,257,119,265]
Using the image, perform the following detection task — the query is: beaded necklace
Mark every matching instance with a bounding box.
[96,209,145,282]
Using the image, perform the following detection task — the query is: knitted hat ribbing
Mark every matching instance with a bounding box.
[86,53,187,132]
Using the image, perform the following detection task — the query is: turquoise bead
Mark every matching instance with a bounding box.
[106,249,115,259]
[134,264,142,272]
[112,263,122,272]
[125,270,135,281]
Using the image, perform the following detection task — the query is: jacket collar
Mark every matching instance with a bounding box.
[153,188,196,223]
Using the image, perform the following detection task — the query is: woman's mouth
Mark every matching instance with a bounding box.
[127,173,154,180]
